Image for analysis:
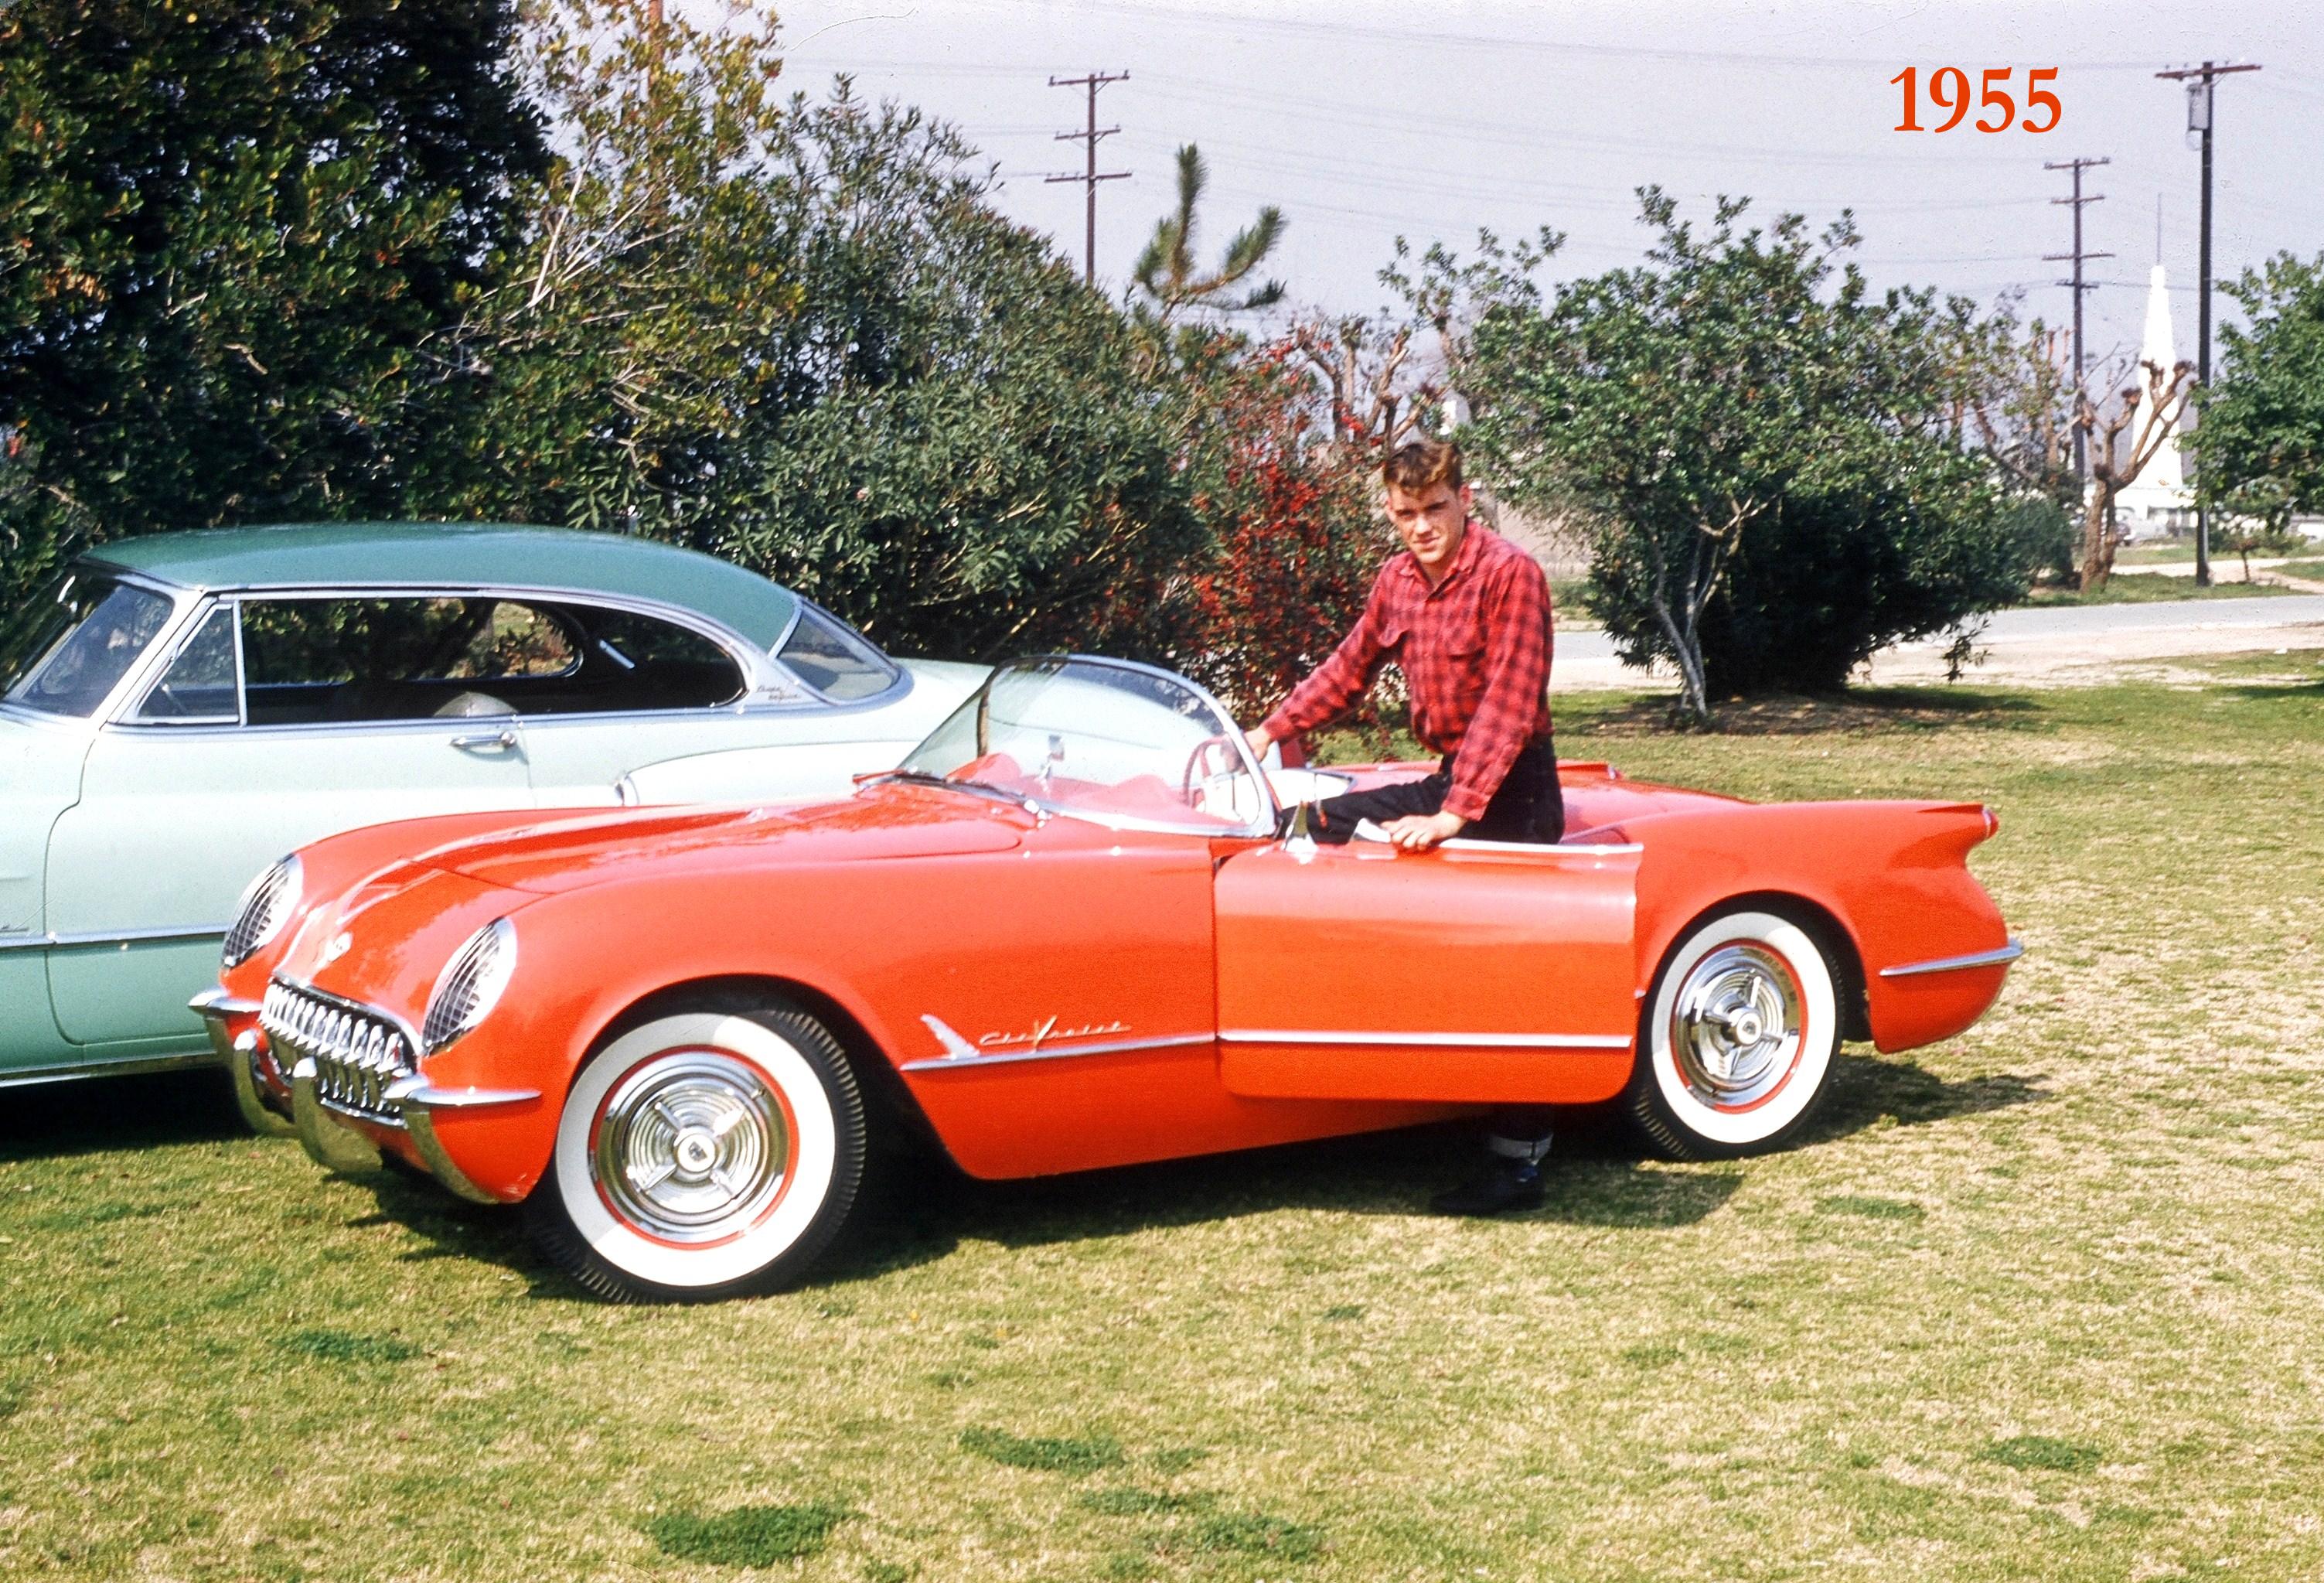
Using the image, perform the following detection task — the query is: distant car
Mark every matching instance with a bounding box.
[0,523,985,1092]
[206,653,2022,1302]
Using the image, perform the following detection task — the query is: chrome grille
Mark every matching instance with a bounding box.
[261,979,414,1124]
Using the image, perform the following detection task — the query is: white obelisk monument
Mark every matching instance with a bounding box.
[2108,262,2195,537]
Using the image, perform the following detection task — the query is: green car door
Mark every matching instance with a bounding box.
[42,594,534,1056]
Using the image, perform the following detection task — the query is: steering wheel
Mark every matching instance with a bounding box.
[1180,734,1252,819]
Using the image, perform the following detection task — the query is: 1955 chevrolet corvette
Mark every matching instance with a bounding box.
[198,655,2021,1302]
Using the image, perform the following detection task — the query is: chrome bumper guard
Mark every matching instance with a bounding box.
[192,983,538,1206]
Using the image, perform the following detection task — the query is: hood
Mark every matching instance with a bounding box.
[415,780,1024,896]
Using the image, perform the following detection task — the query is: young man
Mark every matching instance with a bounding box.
[1242,436,1562,1215]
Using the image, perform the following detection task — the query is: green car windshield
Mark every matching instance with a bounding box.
[895,657,1274,837]
[0,571,176,718]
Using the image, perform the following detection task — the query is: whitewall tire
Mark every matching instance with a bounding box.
[527,996,867,1302]
[1626,909,1841,1160]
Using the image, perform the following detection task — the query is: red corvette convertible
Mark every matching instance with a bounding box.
[198,656,2019,1302]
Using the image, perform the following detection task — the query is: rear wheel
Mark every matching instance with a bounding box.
[1625,909,1840,1161]
[526,994,867,1302]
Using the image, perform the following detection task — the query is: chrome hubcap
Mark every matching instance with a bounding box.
[591,1052,789,1241]
[1671,943,1802,1109]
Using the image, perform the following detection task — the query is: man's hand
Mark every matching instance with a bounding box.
[1381,810,1466,851]
[1243,725,1275,761]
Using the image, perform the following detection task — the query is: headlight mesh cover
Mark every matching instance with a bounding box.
[424,918,516,1052]
[222,858,299,968]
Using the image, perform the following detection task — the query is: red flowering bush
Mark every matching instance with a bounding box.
[1170,344,1389,735]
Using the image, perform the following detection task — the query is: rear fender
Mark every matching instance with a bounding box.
[1622,801,2010,1054]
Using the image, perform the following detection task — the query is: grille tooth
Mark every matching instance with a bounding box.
[260,977,415,1125]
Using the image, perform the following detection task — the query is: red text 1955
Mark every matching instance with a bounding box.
[1891,67,2061,133]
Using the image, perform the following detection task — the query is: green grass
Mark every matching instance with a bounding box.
[2273,557,2324,582]
[6,650,2324,1579]
[2026,570,2297,604]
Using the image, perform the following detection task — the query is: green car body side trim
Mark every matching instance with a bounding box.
[87,524,802,653]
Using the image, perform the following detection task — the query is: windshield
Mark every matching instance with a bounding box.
[896,657,1275,835]
[1,570,178,718]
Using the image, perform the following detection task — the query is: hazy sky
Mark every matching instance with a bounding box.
[755,0,2320,374]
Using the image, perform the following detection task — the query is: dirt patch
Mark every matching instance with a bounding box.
[1566,689,2043,738]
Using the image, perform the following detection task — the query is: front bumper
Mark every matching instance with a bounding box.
[191,986,539,1205]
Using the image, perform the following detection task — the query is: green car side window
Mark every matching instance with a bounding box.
[134,602,241,723]
[777,604,898,702]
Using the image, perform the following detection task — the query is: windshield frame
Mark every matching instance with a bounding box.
[0,565,199,726]
[891,653,1280,841]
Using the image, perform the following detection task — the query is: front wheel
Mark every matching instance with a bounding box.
[1625,909,1841,1161]
[526,995,867,1302]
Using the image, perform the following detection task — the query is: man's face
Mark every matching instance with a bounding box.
[1385,481,1471,578]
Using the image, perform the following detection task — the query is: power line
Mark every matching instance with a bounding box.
[2043,155,2112,482]
[1044,71,1131,286]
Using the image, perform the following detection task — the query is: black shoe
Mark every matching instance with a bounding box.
[1428,1159,1545,1216]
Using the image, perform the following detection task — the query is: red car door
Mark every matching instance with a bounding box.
[1212,836,1641,1104]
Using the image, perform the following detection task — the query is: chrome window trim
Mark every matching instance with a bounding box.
[91,580,779,726]
[1877,937,2026,979]
[767,596,908,710]
[0,923,230,953]
[1219,1028,1634,1050]
[899,1031,1211,1073]
[125,595,244,727]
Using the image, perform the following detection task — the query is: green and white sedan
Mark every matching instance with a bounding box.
[0,523,985,1093]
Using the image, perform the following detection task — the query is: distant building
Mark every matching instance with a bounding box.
[2099,263,2196,541]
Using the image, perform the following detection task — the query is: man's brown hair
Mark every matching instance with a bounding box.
[1382,436,1463,495]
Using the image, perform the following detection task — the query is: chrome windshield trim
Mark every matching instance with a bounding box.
[1220,1028,1634,1050]
[899,1031,1211,1073]
[1878,937,2026,979]
[0,923,230,953]
[935,653,1279,841]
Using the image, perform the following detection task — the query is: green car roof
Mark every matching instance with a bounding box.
[87,523,801,650]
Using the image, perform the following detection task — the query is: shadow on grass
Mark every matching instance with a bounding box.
[0,1066,245,1164]
[1563,688,2046,739]
[291,1049,2052,1302]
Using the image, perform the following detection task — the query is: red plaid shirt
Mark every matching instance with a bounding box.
[1260,522,1552,823]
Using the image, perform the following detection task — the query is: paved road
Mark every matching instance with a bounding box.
[1553,594,2324,688]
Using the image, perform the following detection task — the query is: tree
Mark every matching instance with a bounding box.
[2188,250,2324,547]
[2073,359,2196,592]
[1171,346,1387,723]
[427,2,1209,662]
[1465,190,2022,722]
[1133,145,1285,327]
[0,0,544,606]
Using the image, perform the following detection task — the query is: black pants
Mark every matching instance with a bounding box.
[1289,737,1562,1155]
[1298,736,1565,847]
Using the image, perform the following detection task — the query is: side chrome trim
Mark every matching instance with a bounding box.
[0,1050,221,1090]
[900,1031,1212,1073]
[0,923,230,954]
[1220,1028,1634,1050]
[1439,839,1644,857]
[1877,937,2026,979]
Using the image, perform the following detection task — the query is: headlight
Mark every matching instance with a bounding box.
[423,918,518,1053]
[221,857,301,968]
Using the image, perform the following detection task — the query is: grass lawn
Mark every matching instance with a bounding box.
[2026,571,2298,605]
[7,651,2324,1581]
[2273,558,2324,583]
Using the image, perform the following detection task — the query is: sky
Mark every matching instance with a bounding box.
[745,0,2322,378]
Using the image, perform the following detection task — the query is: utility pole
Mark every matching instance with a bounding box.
[2043,157,2111,486]
[1046,72,1130,286]
[2156,60,2261,587]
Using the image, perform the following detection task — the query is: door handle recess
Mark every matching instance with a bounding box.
[449,728,518,751]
